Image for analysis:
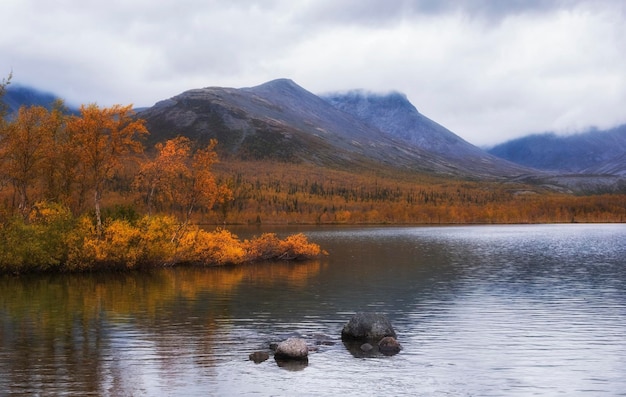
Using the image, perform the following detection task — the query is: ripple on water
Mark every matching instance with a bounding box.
[2,224,626,396]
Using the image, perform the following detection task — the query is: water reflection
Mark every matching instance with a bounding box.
[0,260,324,395]
[2,224,626,396]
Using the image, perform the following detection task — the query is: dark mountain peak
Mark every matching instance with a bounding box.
[246,78,300,92]
[243,78,311,99]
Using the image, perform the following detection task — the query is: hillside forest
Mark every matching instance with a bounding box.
[1,80,625,272]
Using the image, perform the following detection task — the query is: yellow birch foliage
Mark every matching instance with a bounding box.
[176,227,246,265]
[68,104,148,230]
[243,233,324,261]
[278,233,324,260]
[135,136,191,214]
[0,106,55,216]
[56,212,324,271]
[135,137,231,221]
[244,233,283,260]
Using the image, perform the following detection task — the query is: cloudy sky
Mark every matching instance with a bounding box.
[2,0,625,146]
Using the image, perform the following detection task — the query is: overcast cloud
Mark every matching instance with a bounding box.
[2,0,625,146]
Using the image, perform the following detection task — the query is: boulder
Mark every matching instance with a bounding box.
[274,337,309,360]
[378,336,402,356]
[341,312,397,341]
[249,351,269,363]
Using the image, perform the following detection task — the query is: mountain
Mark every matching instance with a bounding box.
[322,90,526,176]
[487,125,626,175]
[138,79,532,179]
[4,79,624,192]
[2,85,64,113]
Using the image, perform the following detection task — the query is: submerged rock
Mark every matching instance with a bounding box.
[275,356,308,371]
[341,312,397,341]
[313,333,337,346]
[360,343,374,352]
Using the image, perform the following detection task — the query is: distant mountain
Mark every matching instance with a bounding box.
[2,85,64,113]
[138,79,532,179]
[322,90,525,177]
[487,125,626,176]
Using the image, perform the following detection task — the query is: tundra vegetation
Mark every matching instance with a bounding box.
[1,75,625,273]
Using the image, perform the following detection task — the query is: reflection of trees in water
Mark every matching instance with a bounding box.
[0,260,323,394]
[240,259,325,288]
[0,307,108,395]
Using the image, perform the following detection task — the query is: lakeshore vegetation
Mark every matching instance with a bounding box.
[1,76,625,272]
[0,78,322,273]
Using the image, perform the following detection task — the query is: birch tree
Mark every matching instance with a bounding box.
[68,104,148,232]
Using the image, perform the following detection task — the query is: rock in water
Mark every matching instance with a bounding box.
[378,336,402,356]
[341,312,397,341]
[249,351,270,363]
[274,337,309,360]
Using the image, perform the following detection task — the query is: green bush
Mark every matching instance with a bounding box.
[0,202,75,273]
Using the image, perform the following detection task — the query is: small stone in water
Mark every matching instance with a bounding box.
[360,343,373,352]
[249,351,270,363]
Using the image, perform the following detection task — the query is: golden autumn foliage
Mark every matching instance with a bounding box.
[67,104,148,231]
[0,201,324,273]
[0,102,321,273]
[212,160,626,225]
[134,136,225,220]
[0,106,52,217]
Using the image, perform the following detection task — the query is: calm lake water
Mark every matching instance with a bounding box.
[1,224,626,396]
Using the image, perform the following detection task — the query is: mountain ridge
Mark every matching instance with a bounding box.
[487,125,626,175]
[4,80,625,192]
[139,78,535,179]
[321,89,527,177]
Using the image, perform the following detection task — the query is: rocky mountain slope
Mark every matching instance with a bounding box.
[322,90,525,177]
[138,79,532,179]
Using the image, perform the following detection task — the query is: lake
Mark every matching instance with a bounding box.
[1,224,625,396]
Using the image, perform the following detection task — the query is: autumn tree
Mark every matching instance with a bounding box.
[0,71,11,121]
[185,140,221,220]
[37,100,72,204]
[0,72,12,199]
[135,136,191,215]
[0,105,56,217]
[135,137,232,223]
[68,104,148,232]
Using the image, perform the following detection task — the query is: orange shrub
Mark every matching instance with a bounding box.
[278,233,323,260]
[244,232,324,261]
[177,227,246,265]
[244,233,283,261]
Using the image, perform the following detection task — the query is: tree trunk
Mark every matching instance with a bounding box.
[94,188,102,235]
